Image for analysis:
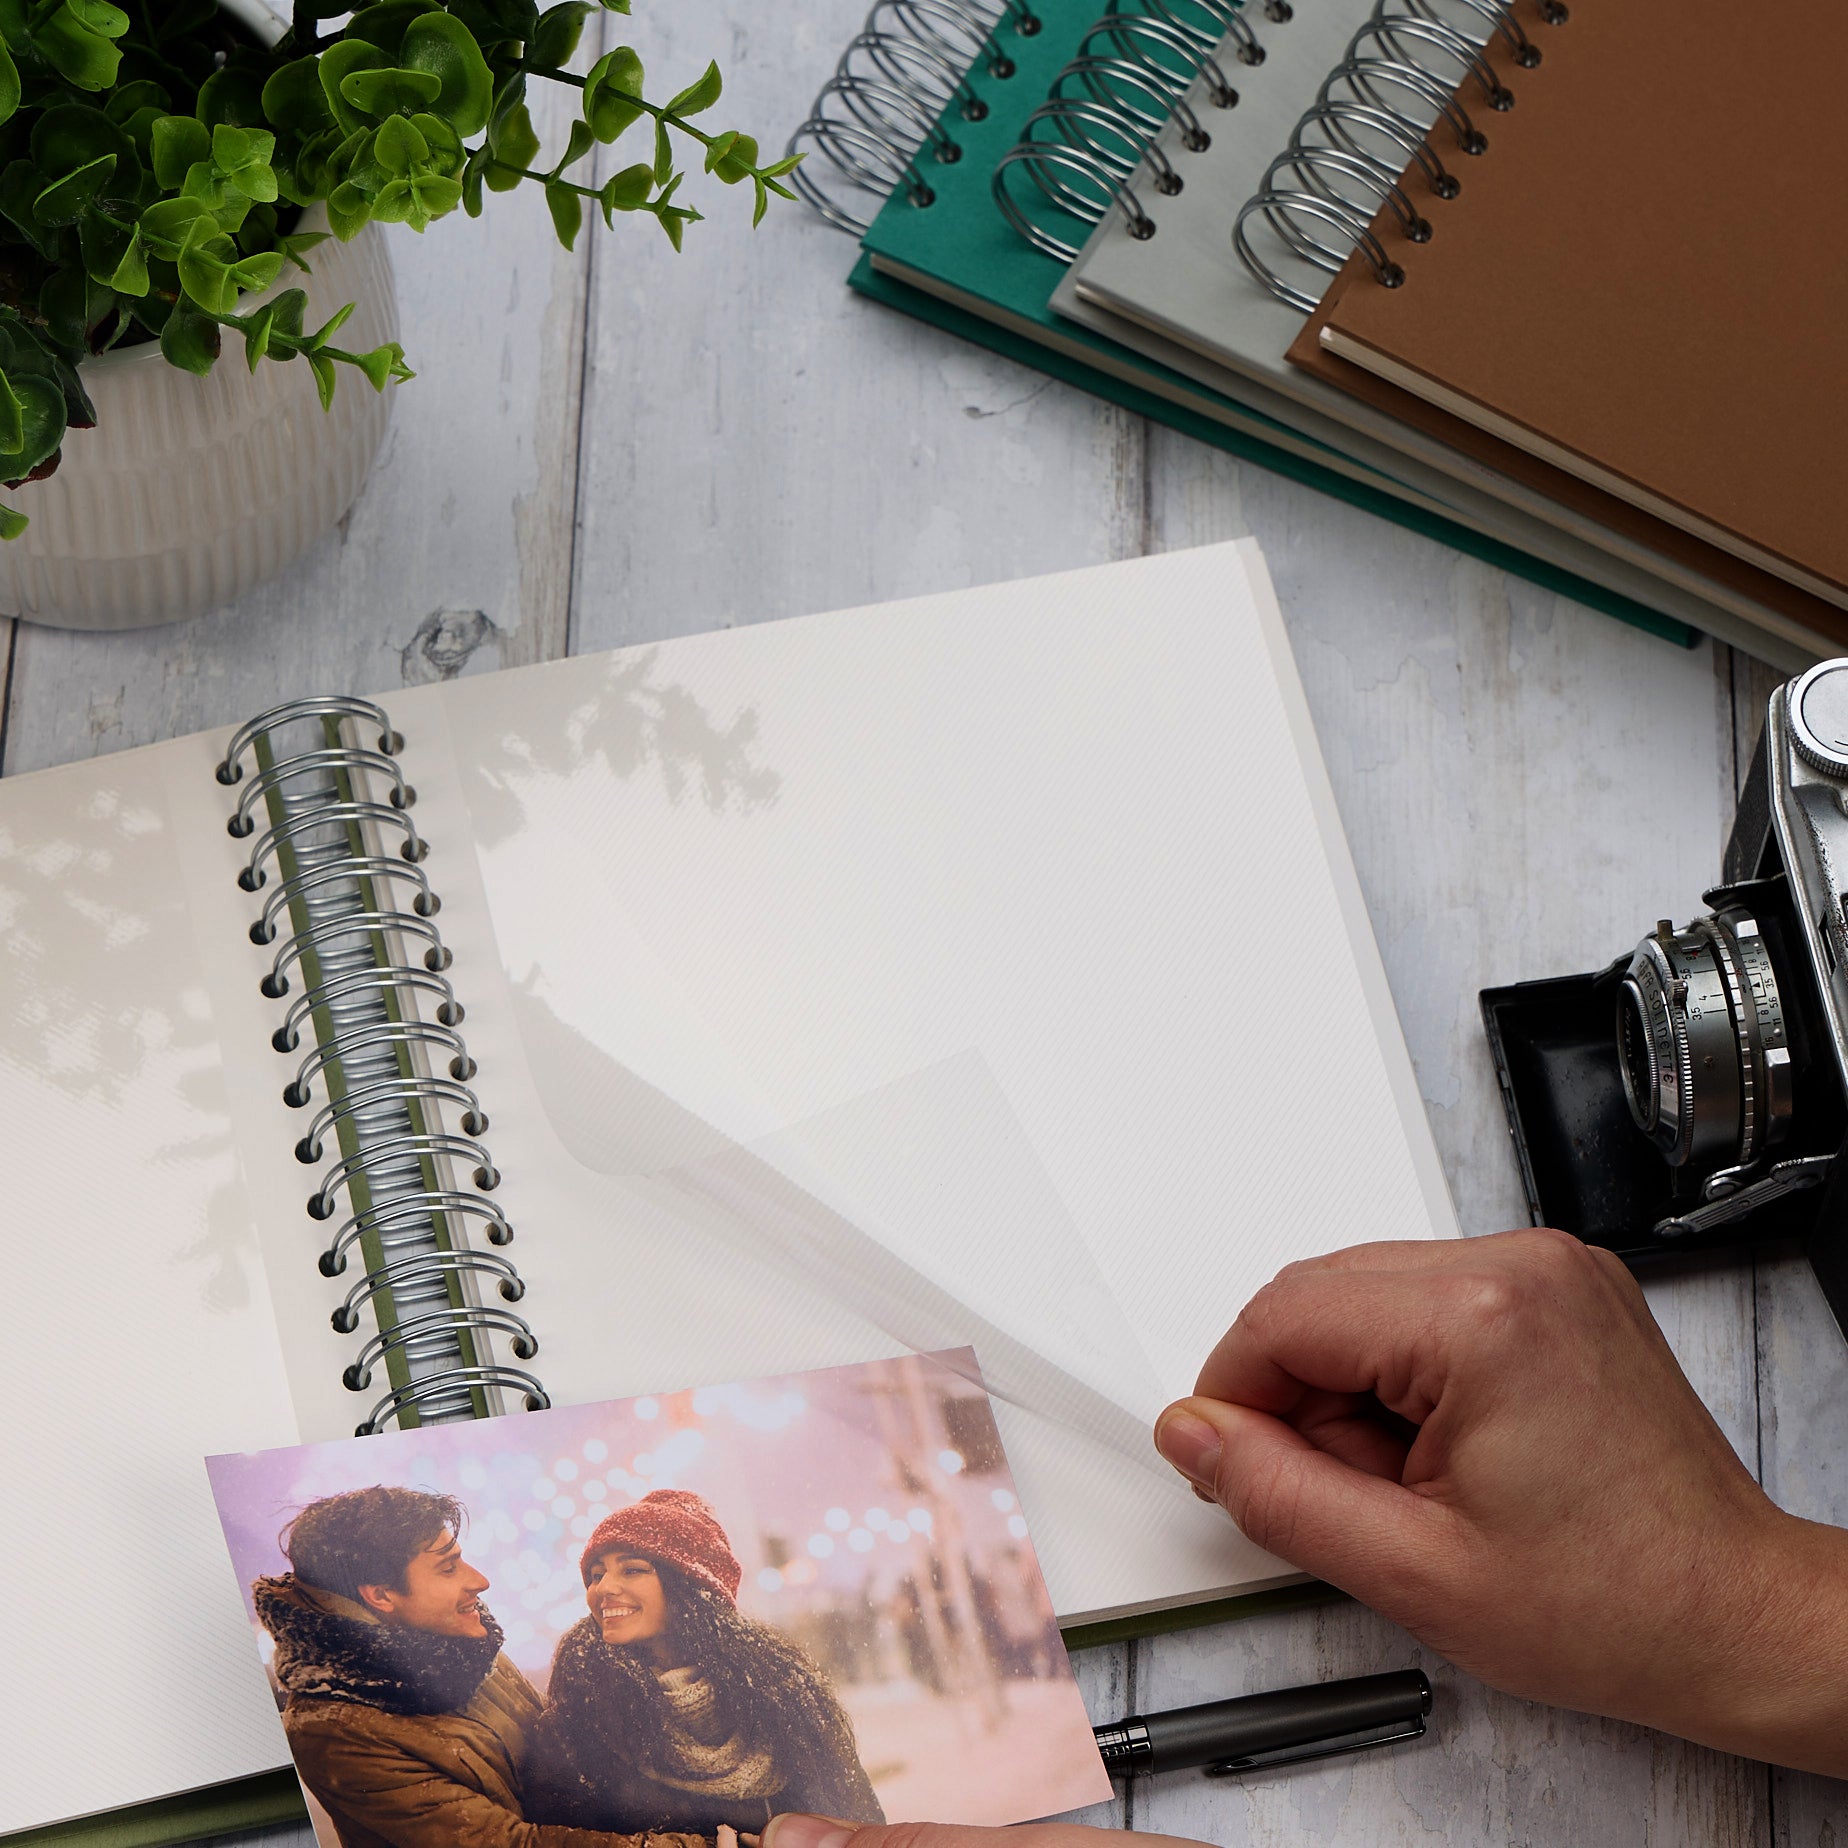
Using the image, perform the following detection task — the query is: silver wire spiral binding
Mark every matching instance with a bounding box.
[786,0,1029,235]
[1233,0,1566,311]
[217,696,549,1436]
[992,0,1294,261]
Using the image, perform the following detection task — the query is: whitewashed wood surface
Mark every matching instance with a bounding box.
[7,2,1845,1843]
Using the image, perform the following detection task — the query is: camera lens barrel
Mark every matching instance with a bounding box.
[1617,907,1792,1173]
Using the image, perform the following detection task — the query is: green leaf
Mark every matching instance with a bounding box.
[176,229,239,315]
[278,230,329,272]
[307,348,337,410]
[34,9,121,89]
[583,47,645,143]
[706,130,757,184]
[261,57,336,136]
[408,112,464,174]
[196,64,266,130]
[325,179,373,240]
[151,113,211,190]
[309,302,357,347]
[544,177,580,249]
[354,340,410,392]
[752,173,767,227]
[0,163,59,259]
[759,153,804,179]
[212,124,278,203]
[0,36,19,128]
[239,301,274,368]
[652,118,670,183]
[665,60,721,118]
[373,111,430,176]
[319,40,391,136]
[341,65,443,118]
[461,141,489,216]
[0,501,27,541]
[485,99,537,190]
[33,152,115,226]
[138,194,212,248]
[530,1,593,67]
[63,0,128,34]
[599,160,650,220]
[230,250,284,295]
[159,305,219,376]
[111,231,147,294]
[345,2,426,57]
[554,117,594,176]
[400,12,494,138]
[0,370,23,458]
[269,288,308,342]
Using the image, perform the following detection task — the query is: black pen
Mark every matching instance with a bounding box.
[1092,1669,1433,1777]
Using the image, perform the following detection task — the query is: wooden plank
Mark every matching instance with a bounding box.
[1134,429,1767,1842]
[1064,1643,1132,1829]
[562,0,1147,655]
[0,53,596,776]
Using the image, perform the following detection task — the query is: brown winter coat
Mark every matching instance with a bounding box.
[258,1576,704,1848]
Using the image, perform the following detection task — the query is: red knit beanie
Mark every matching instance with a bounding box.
[579,1489,743,1603]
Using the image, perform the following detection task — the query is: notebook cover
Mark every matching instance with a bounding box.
[849,255,1693,648]
[1308,0,1848,609]
[1061,1,1848,659]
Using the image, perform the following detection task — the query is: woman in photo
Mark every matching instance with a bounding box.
[526,1490,886,1835]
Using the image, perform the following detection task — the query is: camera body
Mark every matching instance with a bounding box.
[1482,660,1848,1336]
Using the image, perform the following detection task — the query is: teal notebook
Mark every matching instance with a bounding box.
[822,1,1699,648]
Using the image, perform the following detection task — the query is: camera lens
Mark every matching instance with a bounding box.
[1616,907,1792,1174]
[1616,980,1662,1134]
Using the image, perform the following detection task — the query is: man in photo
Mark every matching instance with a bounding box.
[254,1484,710,1848]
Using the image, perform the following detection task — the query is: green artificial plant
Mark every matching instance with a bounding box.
[0,0,799,535]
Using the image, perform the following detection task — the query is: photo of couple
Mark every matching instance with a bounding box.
[208,1352,1111,1848]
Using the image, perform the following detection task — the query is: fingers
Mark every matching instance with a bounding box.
[1191,1229,1620,1416]
[1192,1264,1465,1421]
[1155,1397,1449,1600]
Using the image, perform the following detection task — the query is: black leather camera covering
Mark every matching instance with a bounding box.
[1479,874,1843,1260]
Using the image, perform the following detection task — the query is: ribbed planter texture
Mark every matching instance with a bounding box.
[0,0,399,630]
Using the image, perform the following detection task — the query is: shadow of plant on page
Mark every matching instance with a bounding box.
[0,771,257,1313]
[462,647,781,849]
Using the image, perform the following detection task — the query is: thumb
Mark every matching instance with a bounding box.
[1156,1398,1450,1605]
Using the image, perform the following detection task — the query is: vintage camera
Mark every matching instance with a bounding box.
[1482,659,1848,1336]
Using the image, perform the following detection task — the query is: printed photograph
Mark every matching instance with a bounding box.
[207,1350,1111,1848]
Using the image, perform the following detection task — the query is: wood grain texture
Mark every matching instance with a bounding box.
[563,0,1146,654]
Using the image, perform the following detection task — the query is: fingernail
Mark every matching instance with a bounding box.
[1155,1408,1222,1492]
[764,1817,853,1848]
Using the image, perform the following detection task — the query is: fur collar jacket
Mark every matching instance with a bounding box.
[255,1574,505,1716]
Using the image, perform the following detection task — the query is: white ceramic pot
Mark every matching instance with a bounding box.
[0,0,398,630]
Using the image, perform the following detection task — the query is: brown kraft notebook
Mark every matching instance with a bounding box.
[1294,0,1848,614]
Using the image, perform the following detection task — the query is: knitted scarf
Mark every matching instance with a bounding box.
[254,1574,506,1717]
[644,1667,783,1801]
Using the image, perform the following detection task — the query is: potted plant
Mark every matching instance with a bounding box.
[0,0,797,627]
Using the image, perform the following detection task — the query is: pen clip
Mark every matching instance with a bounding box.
[1203,1715,1427,1777]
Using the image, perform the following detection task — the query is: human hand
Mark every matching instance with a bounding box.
[1153,1229,1848,1772]
[761,1819,1203,1848]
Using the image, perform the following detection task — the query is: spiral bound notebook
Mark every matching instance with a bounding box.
[790,0,1846,664]
[1303,0,1848,610]
[4,541,1456,1843]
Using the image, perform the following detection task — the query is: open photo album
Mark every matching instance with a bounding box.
[2,540,1456,1841]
